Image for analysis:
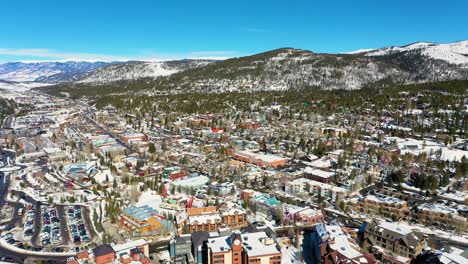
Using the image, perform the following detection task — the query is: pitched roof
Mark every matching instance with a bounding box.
[92,244,115,257]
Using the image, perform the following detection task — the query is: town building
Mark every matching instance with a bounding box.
[206,232,281,264]
[120,205,173,236]
[232,150,288,168]
[170,234,195,264]
[303,220,372,264]
[304,167,335,183]
[285,178,347,202]
[360,221,425,264]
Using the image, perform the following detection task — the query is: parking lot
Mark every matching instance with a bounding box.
[40,206,62,246]
[66,205,91,245]
[22,205,36,238]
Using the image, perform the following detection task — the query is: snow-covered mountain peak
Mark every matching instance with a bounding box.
[0,61,115,83]
[355,40,468,65]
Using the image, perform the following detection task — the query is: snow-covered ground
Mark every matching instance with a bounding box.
[78,60,211,84]
[0,81,51,94]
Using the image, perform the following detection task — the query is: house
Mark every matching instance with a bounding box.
[354,194,411,221]
[283,204,324,225]
[219,207,248,229]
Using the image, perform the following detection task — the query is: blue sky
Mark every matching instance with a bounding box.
[1,0,467,62]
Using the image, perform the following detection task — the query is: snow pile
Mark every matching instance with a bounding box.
[440,148,468,162]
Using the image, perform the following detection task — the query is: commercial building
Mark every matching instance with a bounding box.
[120,205,173,236]
[232,150,288,168]
[62,161,96,182]
[170,174,209,191]
[206,232,281,264]
[304,167,335,183]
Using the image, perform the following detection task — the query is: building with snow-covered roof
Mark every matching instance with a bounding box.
[361,220,425,263]
[232,150,288,168]
[304,167,335,183]
[305,220,369,264]
[357,194,410,221]
[119,205,173,237]
[285,178,347,202]
[169,174,209,190]
[205,232,281,264]
[417,203,467,231]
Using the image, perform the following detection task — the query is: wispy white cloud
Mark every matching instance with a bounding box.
[241,27,271,33]
[0,48,239,62]
[188,50,237,60]
[0,48,130,62]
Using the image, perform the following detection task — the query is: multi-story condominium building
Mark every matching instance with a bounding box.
[188,208,222,233]
[285,178,347,202]
[416,203,467,232]
[219,207,248,229]
[179,206,248,234]
[283,204,324,225]
[358,194,410,221]
[361,221,425,264]
[206,232,281,264]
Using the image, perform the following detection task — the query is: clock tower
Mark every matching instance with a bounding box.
[231,233,242,264]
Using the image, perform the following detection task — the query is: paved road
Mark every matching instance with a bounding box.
[84,113,134,153]
[56,206,70,246]
[0,174,10,210]
[30,205,42,247]
[81,207,98,240]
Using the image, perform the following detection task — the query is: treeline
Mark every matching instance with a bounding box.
[91,79,467,111]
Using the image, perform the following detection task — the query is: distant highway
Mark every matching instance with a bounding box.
[2,114,14,129]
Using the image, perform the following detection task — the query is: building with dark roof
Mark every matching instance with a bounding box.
[361,220,425,264]
[92,244,115,264]
[170,234,194,264]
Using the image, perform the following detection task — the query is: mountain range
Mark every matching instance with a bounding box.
[3,40,468,93]
[0,61,115,83]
